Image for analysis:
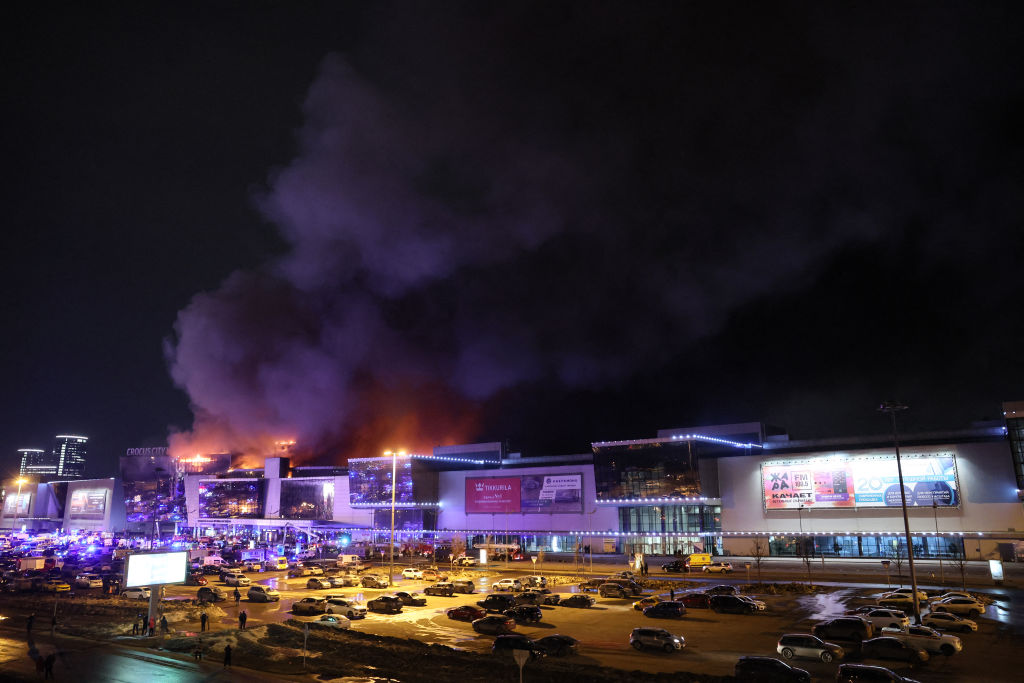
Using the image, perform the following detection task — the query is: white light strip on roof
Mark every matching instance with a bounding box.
[591,434,761,449]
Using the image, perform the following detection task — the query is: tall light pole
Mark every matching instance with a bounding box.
[384,450,405,588]
[15,478,27,530]
[933,500,944,586]
[797,504,805,556]
[879,400,921,624]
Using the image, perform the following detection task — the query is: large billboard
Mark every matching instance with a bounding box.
[762,453,960,510]
[68,488,109,520]
[124,551,188,587]
[521,473,583,513]
[466,477,521,513]
[2,492,32,517]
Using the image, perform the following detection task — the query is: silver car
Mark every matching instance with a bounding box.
[777,633,845,663]
[630,627,685,653]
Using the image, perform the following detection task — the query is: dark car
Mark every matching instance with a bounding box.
[860,638,928,665]
[598,583,631,598]
[361,575,389,589]
[446,605,487,622]
[477,594,518,612]
[394,591,427,606]
[185,573,208,586]
[202,565,222,576]
[680,593,711,609]
[472,615,516,635]
[836,663,923,683]
[734,656,811,683]
[504,605,543,623]
[307,577,331,590]
[705,585,739,596]
[813,617,874,643]
[535,634,579,657]
[513,591,545,605]
[292,597,328,615]
[368,595,404,614]
[492,634,545,660]
[644,601,686,619]
[424,582,455,597]
[451,579,475,594]
[560,594,595,608]
[709,595,756,614]
[577,578,605,592]
[197,586,226,602]
[602,578,643,595]
[662,560,688,573]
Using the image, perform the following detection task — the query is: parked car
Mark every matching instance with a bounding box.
[288,567,313,578]
[703,561,733,574]
[577,578,606,592]
[601,578,643,595]
[523,575,547,588]
[478,594,518,612]
[643,601,686,619]
[306,566,325,576]
[608,571,639,581]
[503,605,543,623]
[292,597,328,615]
[451,579,475,594]
[472,615,516,635]
[367,595,404,614]
[861,609,910,631]
[812,616,874,642]
[202,565,223,576]
[402,567,423,579]
[446,605,486,622]
[420,568,448,582]
[599,583,631,598]
[879,625,962,656]
[878,594,917,610]
[424,582,455,597]
[704,585,739,596]
[361,575,389,589]
[739,595,767,611]
[491,634,545,660]
[662,560,688,573]
[680,593,711,609]
[860,637,929,664]
[394,591,426,606]
[921,611,977,632]
[930,596,985,618]
[847,605,888,616]
[633,595,662,611]
[884,588,928,603]
[307,577,332,590]
[41,579,71,593]
[312,614,350,630]
[710,595,756,614]
[927,591,973,603]
[222,571,250,587]
[325,597,366,618]
[185,573,208,586]
[454,556,478,567]
[121,587,151,600]
[535,634,579,657]
[630,627,685,653]
[492,578,524,592]
[512,591,546,605]
[75,573,102,589]
[248,585,280,602]
[734,656,810,682]
[777,634,845,663]
[836,664,922,683]
[197,586,226,602]
[560,594,595,608]
[243,561,263,572]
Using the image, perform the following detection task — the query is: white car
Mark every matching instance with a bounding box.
[248,585,281,602]
[878,592,917,609]
[121,588,151,600]
[702,562,733,574]
[325,597,367,618]
[314,614,351,630]
[861,608,910,631]
[402,568,424,579]
[928,591,973,603]
[739,595,767,611]
[879,587,927,602]
[305,566,324,576]
[75,573,102,589]
[922,611,977,632]
[931,596,985,618]
[454,557,478,567]
[777,634,845,663]
[880,625,963,656]
[222,572,251,587]
[492,578,524,592]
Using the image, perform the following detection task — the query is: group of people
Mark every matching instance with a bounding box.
[130,612,168,636]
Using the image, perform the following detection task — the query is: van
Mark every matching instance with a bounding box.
[684,553,713,568]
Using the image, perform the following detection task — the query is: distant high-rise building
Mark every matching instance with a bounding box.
[18,448,58,481]
[54,435,88,479]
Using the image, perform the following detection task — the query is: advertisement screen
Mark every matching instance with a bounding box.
[521,473,583,513]
[466,477,521,513]
[762,453,960,510]
[2,493,32,517]
[68,488,109,519]
[124,551,188,587]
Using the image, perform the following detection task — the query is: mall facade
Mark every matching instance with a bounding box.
[173,408,1024,562]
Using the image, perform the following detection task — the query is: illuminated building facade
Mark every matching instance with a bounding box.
[18,448,59,481]
[54,434,88,479]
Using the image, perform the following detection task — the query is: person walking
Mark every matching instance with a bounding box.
[238,610,247,630]
[44,653,55,679]
[160,615,169,634]
[27,613,35,634]
[223,644,232,668]
[200,612,208,632]
[148,616,155,637]
[670,587,675,601]
[233,587,241,605]
[132,618,139,635]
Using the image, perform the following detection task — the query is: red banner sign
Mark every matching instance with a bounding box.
[466,477,521,513]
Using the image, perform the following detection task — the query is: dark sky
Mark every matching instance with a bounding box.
[2,2,1022,480]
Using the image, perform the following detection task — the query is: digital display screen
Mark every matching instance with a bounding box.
[348,458,413,505]
[762,453,960,509]
[466,477,521,513]
[124,551,188,587]
[68,488,109,519]
[198,480,264,518]
[2,493,32,517]
[520,473,583,513]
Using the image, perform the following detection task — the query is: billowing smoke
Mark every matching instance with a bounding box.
[166,6,1019,461]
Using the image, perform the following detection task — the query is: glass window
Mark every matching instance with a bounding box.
[280,479,334,519]
[198,480,264,518]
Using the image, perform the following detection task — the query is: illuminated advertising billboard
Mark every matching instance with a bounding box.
[521,473,583,513]
[762,453,960,510]
[124,551,188,587]
[466,477,521,513]
[68,488,109,520]
[2,492,32,517]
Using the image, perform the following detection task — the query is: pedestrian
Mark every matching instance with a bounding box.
[200,612,208,632]
[160,615,169,634]
[233,587,241,604]
[35,654,45,677]
[148,616,155,637]
[670,587,675,601]
[27,613,35,634]
[238,610,247,630]
[132,619,139,635]
[44,653,55,679]
[223,644,232,668]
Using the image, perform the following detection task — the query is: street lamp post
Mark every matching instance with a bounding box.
[797,504,805,556]
[879,400,921,624]
[384,450,405,588]
[933,500,944,586]
[15,478,27,530]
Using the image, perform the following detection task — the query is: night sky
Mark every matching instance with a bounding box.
[2,3,1022,480]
